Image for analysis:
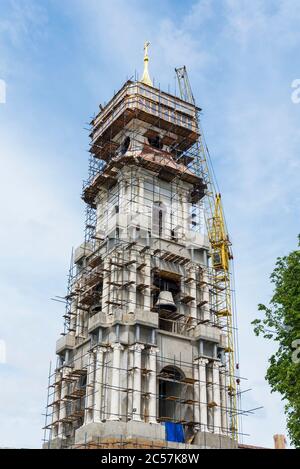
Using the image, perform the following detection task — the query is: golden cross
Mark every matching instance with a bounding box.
[144,41,150,59]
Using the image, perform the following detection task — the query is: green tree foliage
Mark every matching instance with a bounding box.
[252,236,300,448]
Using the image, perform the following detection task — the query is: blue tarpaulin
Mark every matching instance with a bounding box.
[165,422,185,443]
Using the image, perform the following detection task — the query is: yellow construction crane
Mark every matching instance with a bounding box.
[175,66,238,441]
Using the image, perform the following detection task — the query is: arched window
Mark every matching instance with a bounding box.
[152,201,166,238]
[120,136,130,155]
[148,135,163,150]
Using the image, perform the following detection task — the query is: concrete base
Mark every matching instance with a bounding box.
[75,420,165,447]
[74,421,237,449]
[42,437,67,449]
[193,431,237,449]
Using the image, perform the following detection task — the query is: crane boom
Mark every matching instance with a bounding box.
[175,66,195,105]
[175,66,239,442]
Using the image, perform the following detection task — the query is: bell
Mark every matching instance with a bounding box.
[155,291,177,312]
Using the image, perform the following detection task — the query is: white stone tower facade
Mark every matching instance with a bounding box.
[44,76,237,449]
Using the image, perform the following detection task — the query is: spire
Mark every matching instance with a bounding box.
[140,41,153,87]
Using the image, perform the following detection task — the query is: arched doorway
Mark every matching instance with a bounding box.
[159,366,185,422]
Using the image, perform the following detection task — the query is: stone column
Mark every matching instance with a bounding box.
[84,351,95,424]
[178,192,184,238]
[58,366,71,438]
[127,344,134,420]
[52,370,61,438]
[111,252,119,313]
[143,254,151,312]
[109,343,124,421]
[93,347,106,422]
[199,358,209,432]
[130,343,144,421]
[128,251,137,314]
[202,269,210,322]
[220,366,228,434]
[148,347,158,423]
[102,257,110,315]
[193,360,200,427]
[189,265,197,321]
[206,364,213,431]
[212,361,221,433]
[119,178,126,214]
[75,309,82,337]
[183,191,189,238]
[138,175,145,212]
[96,189,107,235]
[69,301,77,336]
[131,175,138,214]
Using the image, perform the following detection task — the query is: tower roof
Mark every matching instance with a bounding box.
[90,80,200,154]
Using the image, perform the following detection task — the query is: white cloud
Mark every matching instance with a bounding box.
[68,0,210,91]
[0,0,48,76]
[0,116,82,448]
[224,0,300,47]
[0,0,47,45]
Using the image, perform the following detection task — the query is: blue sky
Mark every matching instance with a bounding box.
[0,0,299,448]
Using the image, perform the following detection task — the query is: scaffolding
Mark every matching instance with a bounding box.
[43,78,244,449]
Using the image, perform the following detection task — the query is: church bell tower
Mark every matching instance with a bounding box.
[43,44,238,449]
